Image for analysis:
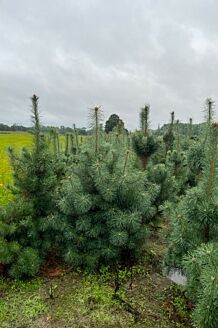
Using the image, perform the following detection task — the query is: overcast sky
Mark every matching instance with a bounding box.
[0,0,218,129]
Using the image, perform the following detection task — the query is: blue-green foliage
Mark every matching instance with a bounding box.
[165,149,188,193]
[163,187,218,269]
[183,243,218,328]
[58,140,155,270]
[146,163,177,212]
[165,121,218,328]
[132,106,159,170]
[165,123,218,269]
[186,141,205,186]
[0,96,60,278]
[132,133,159,163]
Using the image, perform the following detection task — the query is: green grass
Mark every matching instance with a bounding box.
[0,277,46,327]
[0,266,175,328]
[0,132,33,206]
[0,260,190,327]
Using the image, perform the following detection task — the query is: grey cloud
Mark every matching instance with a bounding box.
[0,0,218,129]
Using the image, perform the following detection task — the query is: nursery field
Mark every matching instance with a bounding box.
[0,130,192,327]
[0,132,190,327]
[1,98,218,328]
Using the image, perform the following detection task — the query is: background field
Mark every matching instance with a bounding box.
[0,132,33,206]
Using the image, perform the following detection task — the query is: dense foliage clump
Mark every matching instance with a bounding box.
[58,142,156,270]
[132,105,159,170]
[105,114,125,134]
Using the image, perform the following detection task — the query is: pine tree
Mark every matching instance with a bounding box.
[132,105,159,170]
[0,95,59,278]
[57,107,156,271]
[164,122,218,270]
[183,243,218,328]
[188,118,193,140]
[163,111,175,154]
[186,140,205,186]
[146,163,177,213]
[165,149,188,194]
[49,127,60,155]
[203,98,215,147]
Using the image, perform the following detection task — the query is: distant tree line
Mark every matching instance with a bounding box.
[156,122,205,137]
[0,123,88,135]
[0,123,30,132]
[0,118,205,136]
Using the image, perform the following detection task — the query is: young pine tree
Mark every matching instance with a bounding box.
[57,106,156,271]
[164,102,218,328]
[203,98,215,147]
[165,149,188,194]
[163,111,175,154]
[165,122,218,269]
[145,163,177,214]
[183,243,218,328]
[132,105,159,170]
[186,139,205,187]
[0,95,59,278]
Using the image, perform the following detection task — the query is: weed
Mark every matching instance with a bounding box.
[0,277,46,327]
